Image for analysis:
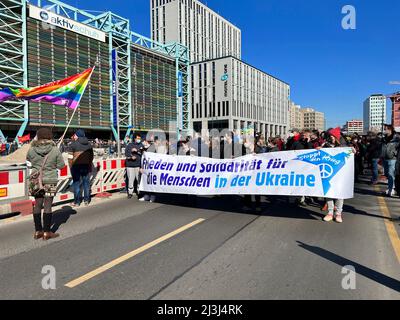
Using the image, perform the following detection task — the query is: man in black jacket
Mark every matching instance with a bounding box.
[291,130,314,150]
[68,129,94,207]
[125,133,144,199]
[382,126,399,197]
[366,132,383,185]
[395,138,400,198]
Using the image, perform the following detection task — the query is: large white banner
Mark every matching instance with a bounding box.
[139,148,355,199]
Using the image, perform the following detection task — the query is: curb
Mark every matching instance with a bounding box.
[0,199,33,217]
[0,192,127,226]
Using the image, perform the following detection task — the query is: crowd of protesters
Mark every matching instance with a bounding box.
[24,124,399,240]
[126,125,399,221]
[0,139,19,156]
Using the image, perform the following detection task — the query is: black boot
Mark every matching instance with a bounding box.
[33,213,43,232]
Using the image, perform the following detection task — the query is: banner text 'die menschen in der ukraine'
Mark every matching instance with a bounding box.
[139,148,354,199]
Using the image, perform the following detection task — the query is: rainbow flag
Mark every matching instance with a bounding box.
[0,67,94,109]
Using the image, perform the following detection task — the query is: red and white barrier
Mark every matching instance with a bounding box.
[0,158,127,215]
[0,166,28,203]
[53,158,126,205]
[0,165,32,216]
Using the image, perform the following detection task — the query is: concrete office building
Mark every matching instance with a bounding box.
[151,0,241,62]
[289,102,304,130]
[345,120,364,135]
[363,94,387,133]
[190,56,290,138]
[301,108,325,131]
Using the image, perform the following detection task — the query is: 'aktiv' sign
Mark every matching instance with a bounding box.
[29,4,106,42]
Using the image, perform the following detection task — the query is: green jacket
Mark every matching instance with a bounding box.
[27,140,65,185]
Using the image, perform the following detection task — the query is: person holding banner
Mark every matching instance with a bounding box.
[126,133,144,199]
[322,127,349,223]
[243,134,267,212]
[290,130,314,207]
[140,137,169,203]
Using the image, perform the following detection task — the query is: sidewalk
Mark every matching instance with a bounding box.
[0,192,162,261]
[0,191,127,227]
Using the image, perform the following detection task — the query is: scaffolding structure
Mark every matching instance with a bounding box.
[0,0,190,141]
[0,0,28,141]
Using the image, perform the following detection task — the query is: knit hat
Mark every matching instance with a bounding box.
[75,129,85,138]
[36,128,53,140]
[328,127,341,141]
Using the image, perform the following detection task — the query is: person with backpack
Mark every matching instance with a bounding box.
[27,128,65,241]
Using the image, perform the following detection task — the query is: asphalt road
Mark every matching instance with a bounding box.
[0,180,399,300]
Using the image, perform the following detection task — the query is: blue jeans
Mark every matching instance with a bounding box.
[384,159,396,193]
[71,165,91,204]
[371,159,379,182]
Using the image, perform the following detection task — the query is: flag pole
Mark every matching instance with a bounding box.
[57,66,96,148]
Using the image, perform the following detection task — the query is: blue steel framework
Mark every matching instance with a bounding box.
[0,0,28,142]
[0,0,190,142]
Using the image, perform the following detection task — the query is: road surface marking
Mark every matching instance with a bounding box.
[65,218,206,288]
[375,187,400,264]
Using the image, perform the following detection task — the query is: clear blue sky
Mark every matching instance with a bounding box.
[71,0,399,128]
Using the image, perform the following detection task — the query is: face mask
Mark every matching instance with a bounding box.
[136,139,141,143]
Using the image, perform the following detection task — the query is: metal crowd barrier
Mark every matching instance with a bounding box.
[53,157,127,205]
[0,164,28,205]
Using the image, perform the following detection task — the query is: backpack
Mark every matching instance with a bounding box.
[28,152,50,197]
[385,141,399,160]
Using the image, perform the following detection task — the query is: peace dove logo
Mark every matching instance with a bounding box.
[295,150,351,195]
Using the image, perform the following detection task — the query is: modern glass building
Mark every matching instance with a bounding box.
[26,17,111,130]
[131,46,177,131]
[0,0,189,141]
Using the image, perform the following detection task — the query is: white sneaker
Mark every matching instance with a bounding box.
[335,214,343,223]
[385,189,395,196]
[139,198,146,202]
[324,213,334,222]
